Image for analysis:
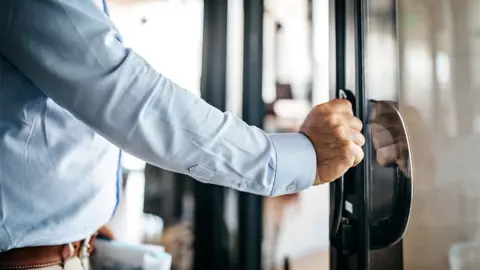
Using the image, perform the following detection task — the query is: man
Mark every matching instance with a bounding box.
[0,0,365,269]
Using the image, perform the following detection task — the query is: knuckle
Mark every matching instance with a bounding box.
[358,133,366,145]
[340,151,354,165]
[353,117,363,128]
[332,125,346,137]
[336,98,352,109]
[314,103,328,113]
[338,98,351,106]
[337,141,351,156]
[325,113,337,124]
[357,147,365,159]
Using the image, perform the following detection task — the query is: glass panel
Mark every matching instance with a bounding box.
[365,0,398,101]
[397,0,480,269]
[107,2,204,269]
[345,0,357,93]
[364,1,407,269]
[261,1,329,269]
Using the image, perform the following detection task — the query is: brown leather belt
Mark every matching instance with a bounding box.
[0,237,95,269]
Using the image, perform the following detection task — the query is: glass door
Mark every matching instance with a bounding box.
[331,0,480,269]
[398,0,480,269]
[364,0,410,269]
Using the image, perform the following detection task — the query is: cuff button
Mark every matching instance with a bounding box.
[286,181,296,193]
[237,182,247,189]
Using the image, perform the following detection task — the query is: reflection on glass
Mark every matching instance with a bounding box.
[368,100,412,252]
[369,101,411,177]
[364,1,415,268]
[345,0,356,93]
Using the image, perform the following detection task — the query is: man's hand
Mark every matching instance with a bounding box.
[300,99,365,185]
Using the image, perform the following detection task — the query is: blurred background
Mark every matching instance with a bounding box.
[106,0,330,269]
[98,0,480,269]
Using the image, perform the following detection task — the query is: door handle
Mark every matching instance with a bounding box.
[367,100,413,249]
[330,97,413,251]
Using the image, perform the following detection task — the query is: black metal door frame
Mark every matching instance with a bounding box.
[353,0,371,268]
[194,0,230,269]
[329,0,371,269]
[238,0,264,269]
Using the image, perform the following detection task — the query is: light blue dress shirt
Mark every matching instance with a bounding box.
[0,0,316,251]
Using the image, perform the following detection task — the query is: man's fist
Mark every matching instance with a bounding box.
[300,99,365,185]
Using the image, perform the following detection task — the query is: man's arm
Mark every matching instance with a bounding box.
[0,0,316,196]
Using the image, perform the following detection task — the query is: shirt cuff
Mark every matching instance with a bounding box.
[268,133,317,196]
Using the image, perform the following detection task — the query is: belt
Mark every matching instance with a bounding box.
[0,237,95,269]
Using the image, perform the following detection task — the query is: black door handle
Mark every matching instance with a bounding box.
[331,98,413,251]
[367,100,413,249]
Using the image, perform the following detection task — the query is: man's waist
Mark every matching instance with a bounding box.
[0,155,119,251]
[0,236,95,269]
[0,195,116,252]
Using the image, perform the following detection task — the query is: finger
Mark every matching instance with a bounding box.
[350,143,364,167]
[349,129,365,146]
[324,99,354,114]
[344,114,363,131]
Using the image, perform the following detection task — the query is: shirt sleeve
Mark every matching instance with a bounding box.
[0,0,316,196]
